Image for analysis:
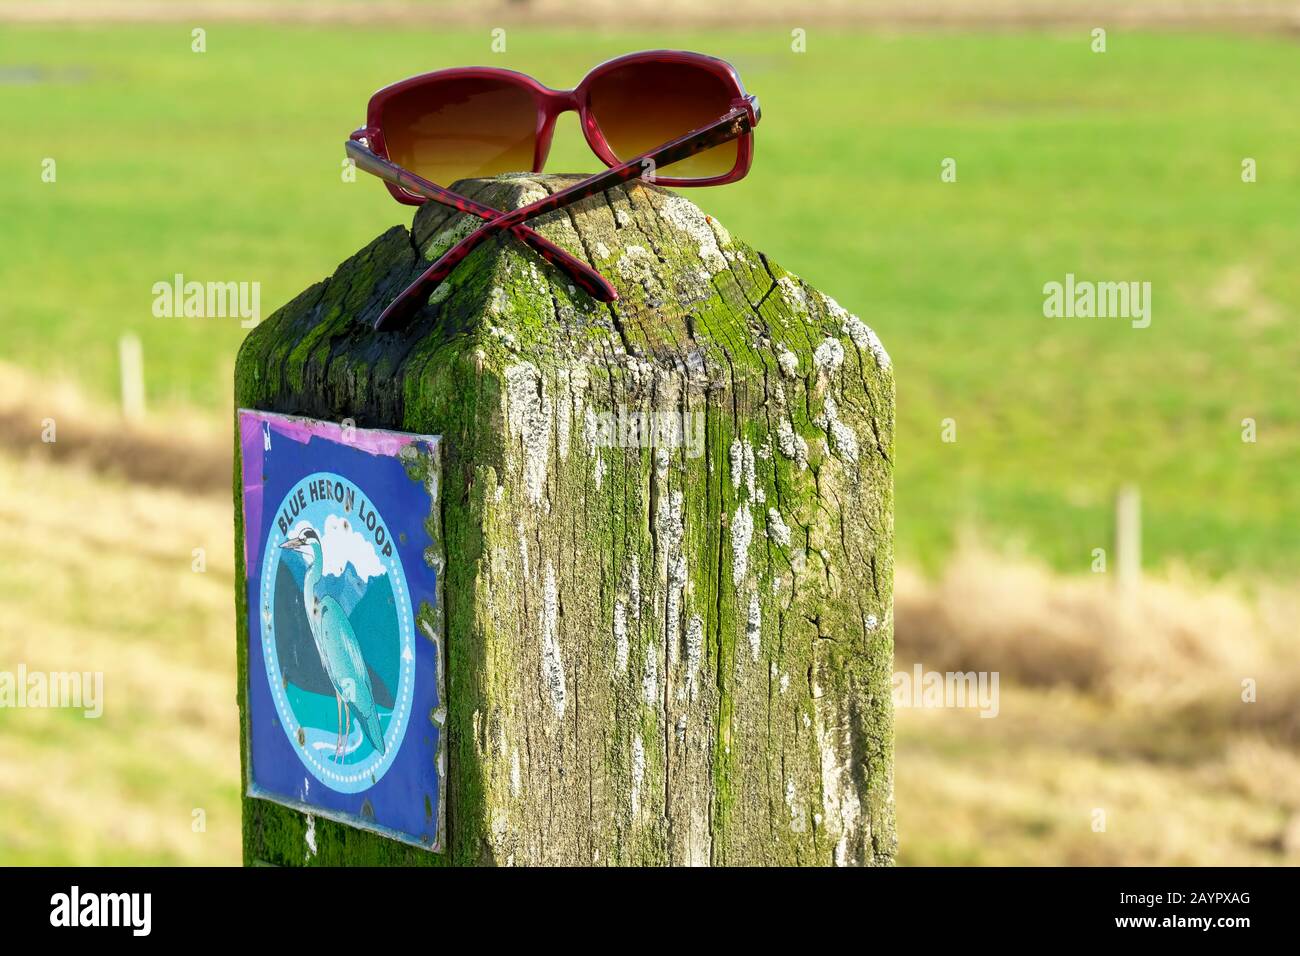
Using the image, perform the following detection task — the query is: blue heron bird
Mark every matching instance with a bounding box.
[281,526,386,761]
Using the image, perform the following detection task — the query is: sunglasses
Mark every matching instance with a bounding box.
[347,50,760,331]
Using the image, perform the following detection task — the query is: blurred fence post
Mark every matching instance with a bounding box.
[1115,484,1141,601]
[118,333,145,423]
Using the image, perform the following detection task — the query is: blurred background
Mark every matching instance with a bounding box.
[1,0,1297,865]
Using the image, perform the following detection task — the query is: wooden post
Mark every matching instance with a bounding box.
[234,175,896,866]
[1115,484,1141,601]
[119,332,145,423]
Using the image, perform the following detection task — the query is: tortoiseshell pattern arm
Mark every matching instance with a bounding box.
[374,98,759,331]
[346,140,618,305]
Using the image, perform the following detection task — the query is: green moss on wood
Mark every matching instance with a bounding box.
[234,174,895,866]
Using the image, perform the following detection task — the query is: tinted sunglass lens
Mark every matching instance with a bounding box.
[586,60,741,181]
[380,75,538,185]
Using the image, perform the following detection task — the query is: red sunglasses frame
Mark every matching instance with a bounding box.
[370,99,758,330]
[345,140,619,302]
[348,50,759,329]
[352,49,755,206]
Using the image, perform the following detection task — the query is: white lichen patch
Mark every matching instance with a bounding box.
[526,261,547,294]
[540,562,566,718]
[615,245,664,296]
[815,395,860,465]
[594,240,611,260]
[708,216,732,248]
[504,362,552,505]
[667,554,687,666]
[487,324,518,350]
[615,208,632,228]
[593,452,605,491]
[729,437,757,499]
[865,613,879,632]
[631,734,646,817]
[863,325,891,371]
[746,592,762,662]
[570,361,589,420]
[818,717,863,867]
[516,183,550,207]
[775,418,809,471]
[510,748,522,798]
[614,599,629,675]
[491,807,509,843]
[489,285,509,317]
[731,502,753,587]
[823,293,891,370]
[642,641,659,708]
[775,344,800,379]
[785,779,806,833]
[659,194,728,274]
[766,507,792,548]
[813,336,845,374]
[777,276,809,313]
[685,614,704,690]
[657,487,687,661]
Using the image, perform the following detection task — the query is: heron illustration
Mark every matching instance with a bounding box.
[281,526,386,761]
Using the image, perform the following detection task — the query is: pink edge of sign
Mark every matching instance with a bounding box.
[237,409,426,573]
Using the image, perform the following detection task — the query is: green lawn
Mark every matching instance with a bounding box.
[2,24,1297,576]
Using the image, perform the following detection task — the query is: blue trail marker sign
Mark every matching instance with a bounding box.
[238,410,445,851]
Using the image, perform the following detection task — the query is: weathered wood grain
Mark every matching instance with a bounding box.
[234,174,896,866]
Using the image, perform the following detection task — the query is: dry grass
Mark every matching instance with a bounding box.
[0,451,239,865]
[895,540,1300,865]
[896,539,1299,729]
[0,362,232,496]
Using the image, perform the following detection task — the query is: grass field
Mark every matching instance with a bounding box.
[1,18,1297,866]
[2,24,1298,578]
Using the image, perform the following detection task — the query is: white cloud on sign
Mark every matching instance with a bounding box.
[288,516,386,581]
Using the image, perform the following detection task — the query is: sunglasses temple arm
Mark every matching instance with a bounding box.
[375,107,756,331]
[345,141,617,303]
